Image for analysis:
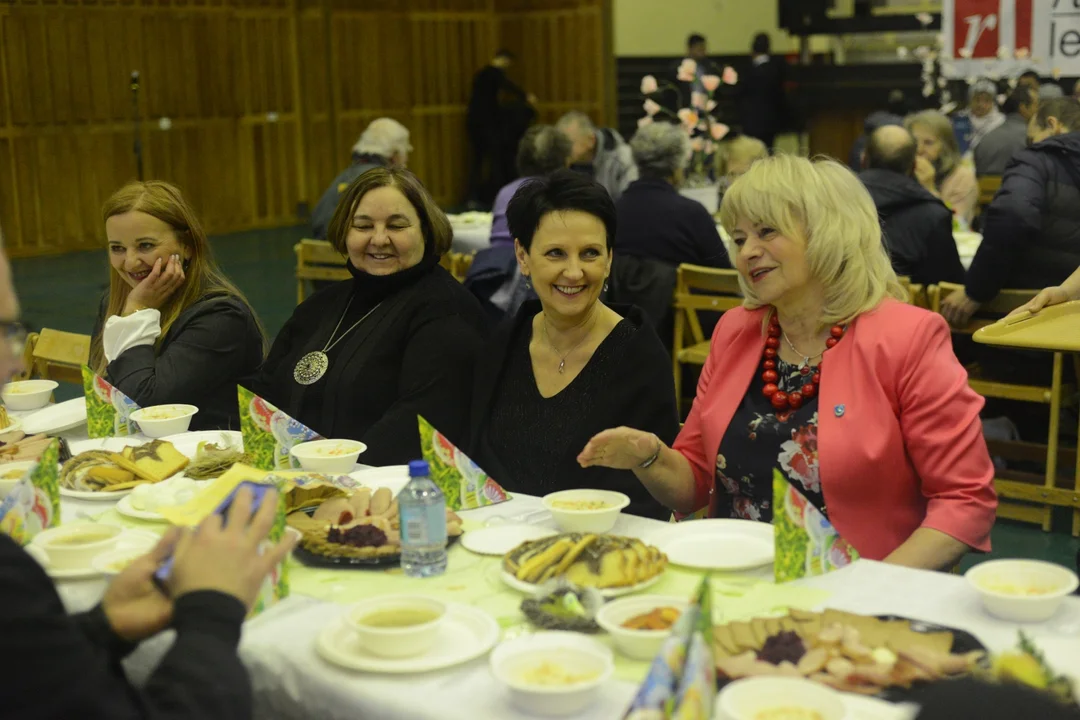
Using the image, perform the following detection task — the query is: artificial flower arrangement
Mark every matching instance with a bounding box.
[637,58,739,187]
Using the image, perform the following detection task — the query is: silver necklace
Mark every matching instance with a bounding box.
[293,297,382,385]
[781,330,823,371]
[542,315,596,374]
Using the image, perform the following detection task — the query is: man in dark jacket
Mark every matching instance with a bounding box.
[466,50,534,207]
[860,125,966,287]
[739,33,787,149]
[943,97,1080,326]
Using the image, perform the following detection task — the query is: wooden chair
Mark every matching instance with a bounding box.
[897,276,926,309]
[440,252,475,283]
[929,281,1078,533]
[672,264,743,415]
[19,329,91,385]
[977,175,1002,212]
[294,239,349,304]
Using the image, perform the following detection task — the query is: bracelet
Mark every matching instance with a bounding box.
[638,435,662,469]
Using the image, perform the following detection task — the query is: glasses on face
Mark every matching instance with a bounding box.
[0,321,28,357]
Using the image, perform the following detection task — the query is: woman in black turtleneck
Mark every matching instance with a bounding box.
[250,167,487,465]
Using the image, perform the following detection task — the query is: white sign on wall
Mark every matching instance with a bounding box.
[942,0,1079,78]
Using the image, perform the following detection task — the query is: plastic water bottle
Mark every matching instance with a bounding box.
[399,459,448,578]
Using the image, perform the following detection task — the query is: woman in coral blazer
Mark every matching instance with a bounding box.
[579,155,997,569]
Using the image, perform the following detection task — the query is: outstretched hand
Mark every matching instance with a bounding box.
[578,427,658,470]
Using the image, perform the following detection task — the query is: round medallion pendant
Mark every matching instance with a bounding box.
[293,351,329,385]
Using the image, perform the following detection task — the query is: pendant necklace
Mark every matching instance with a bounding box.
[542,314,596,374]
[293,296,382,385]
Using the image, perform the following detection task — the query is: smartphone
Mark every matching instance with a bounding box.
[154,481,274,585]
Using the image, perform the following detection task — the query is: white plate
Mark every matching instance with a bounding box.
[115,493,168,521]
[348,465,409,498]
[647,519,774,571]
[461,524,557,556]
[501,569,664,599]
[33,528,158,580]
[22,398,88,435]
[158,430,243,460]
[60,486,133,501]
[67,436,145,455]
[316,603,500,674]
[843,696,918,720]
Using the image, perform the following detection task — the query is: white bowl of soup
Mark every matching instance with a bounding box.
[965,559,1079,623]
[715,677,848,720]
[34,522,123,570]
[2,380,58,411]
[343,595,447,658]
[131,404,199,438]
[0,460,34,499]
[491,631,613,717]
[290,439,367,474]
[542,489,630,533]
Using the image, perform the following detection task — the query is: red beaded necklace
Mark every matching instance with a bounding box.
[761,314,845,421]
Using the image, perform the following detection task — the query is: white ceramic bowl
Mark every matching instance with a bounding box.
[0,460,34,499]
[130,404,199,438]
[490,631,613,717]
[290,439,367,474]
[595,595,689,660]
[965,559,1079,623]
[0,416,23,443]
[92,547,148,578]
[715,677,848,720]
[542,489,630,533]
[34,523,123,571]
[343,595,447,659]
[2,380,58,411]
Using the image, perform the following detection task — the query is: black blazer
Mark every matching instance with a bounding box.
[468,301,680,519]
[251,265,488,466]
[94,295,264,431]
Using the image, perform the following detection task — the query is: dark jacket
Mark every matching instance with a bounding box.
[310,153,389,240]
[250,264,487,466]
[860,168,966,287]
[966,132,1080,302]
[467,65,526,132]
[0,533,250,719]
[468,301,679,520]
[614,178,729,268]
[93,295,264,431]
[739,56,787,144]
[974,113,1029,176]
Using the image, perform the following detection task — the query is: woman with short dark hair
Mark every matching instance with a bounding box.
[250,167,487,464]
[468,169,679,519]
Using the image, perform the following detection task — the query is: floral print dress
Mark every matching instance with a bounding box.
[714,357,827,522]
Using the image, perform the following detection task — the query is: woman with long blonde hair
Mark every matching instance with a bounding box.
[579,155,997,570]
[89,181,265,430]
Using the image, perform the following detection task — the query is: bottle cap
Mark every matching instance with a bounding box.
[408,459,430,478]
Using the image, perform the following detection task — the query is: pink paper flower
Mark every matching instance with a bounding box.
[691,91,708,110]
[676,58,697,82]
[677,108,699,130]
[706,99,717,112]
[643,98,661,116]
[704,140,716,155]
[690,138,705,152]
[701,74,721,92]
[710,123,730,141]
[640,74,658,95]
[722,66,738,85]
[637,115,653,128]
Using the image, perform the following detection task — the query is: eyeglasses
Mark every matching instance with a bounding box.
[0,321,28,357]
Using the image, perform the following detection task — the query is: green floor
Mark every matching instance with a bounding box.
[11,226,1080,572]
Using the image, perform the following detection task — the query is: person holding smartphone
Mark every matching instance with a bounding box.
[0,220,296,718]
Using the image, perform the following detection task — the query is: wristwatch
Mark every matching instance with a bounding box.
[638,435,662,469]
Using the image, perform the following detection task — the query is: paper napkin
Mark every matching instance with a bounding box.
[238,386,323,471]
[417,415,509,511]
[0,438,61,545]
[82,366,141,438]
[772,469,859,583]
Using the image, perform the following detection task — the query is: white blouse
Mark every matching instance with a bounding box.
[102,309,162,363]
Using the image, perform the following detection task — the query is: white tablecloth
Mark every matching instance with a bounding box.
[448,213,494,254]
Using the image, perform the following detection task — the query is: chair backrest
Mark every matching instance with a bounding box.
[295,239,349,303]
[441,252,475,283]
[673,264,743,347]
[929,281,1037,333]
[896,276,927,309]
[977,175,1002,209]
[25,329,91,384]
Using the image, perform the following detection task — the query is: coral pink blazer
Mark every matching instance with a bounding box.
[674,300,997,560]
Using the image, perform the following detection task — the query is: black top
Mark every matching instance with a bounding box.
[966,132,1080,302]
[93,295,264,431]
[250,263,488,466]
[0,533,250,720]
[614,178,730,269]
[739,57,787,142]
[467,65,526,129]
[860,168,966,287]
[469,301,680,520]
[714,357,825,523]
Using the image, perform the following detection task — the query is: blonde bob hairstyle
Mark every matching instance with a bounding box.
[904,110,961,180]
[718,154,906,328]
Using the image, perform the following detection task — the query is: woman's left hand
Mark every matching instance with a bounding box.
[578,427,658,469]
[101,529,179,643]
[941,289,980,328]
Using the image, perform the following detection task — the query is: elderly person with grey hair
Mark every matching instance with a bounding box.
[489,125,572,247]
[556,111,637,200]
[310,117,412,239]
[607,121,729,341]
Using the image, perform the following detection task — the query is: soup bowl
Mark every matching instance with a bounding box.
[290,439,367,474]
[0,460,34,499]
[34,522,123,570]
[542,489,629,533]
[2,380,58,411]
[130,404,199,438]
[343,594,447,658]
